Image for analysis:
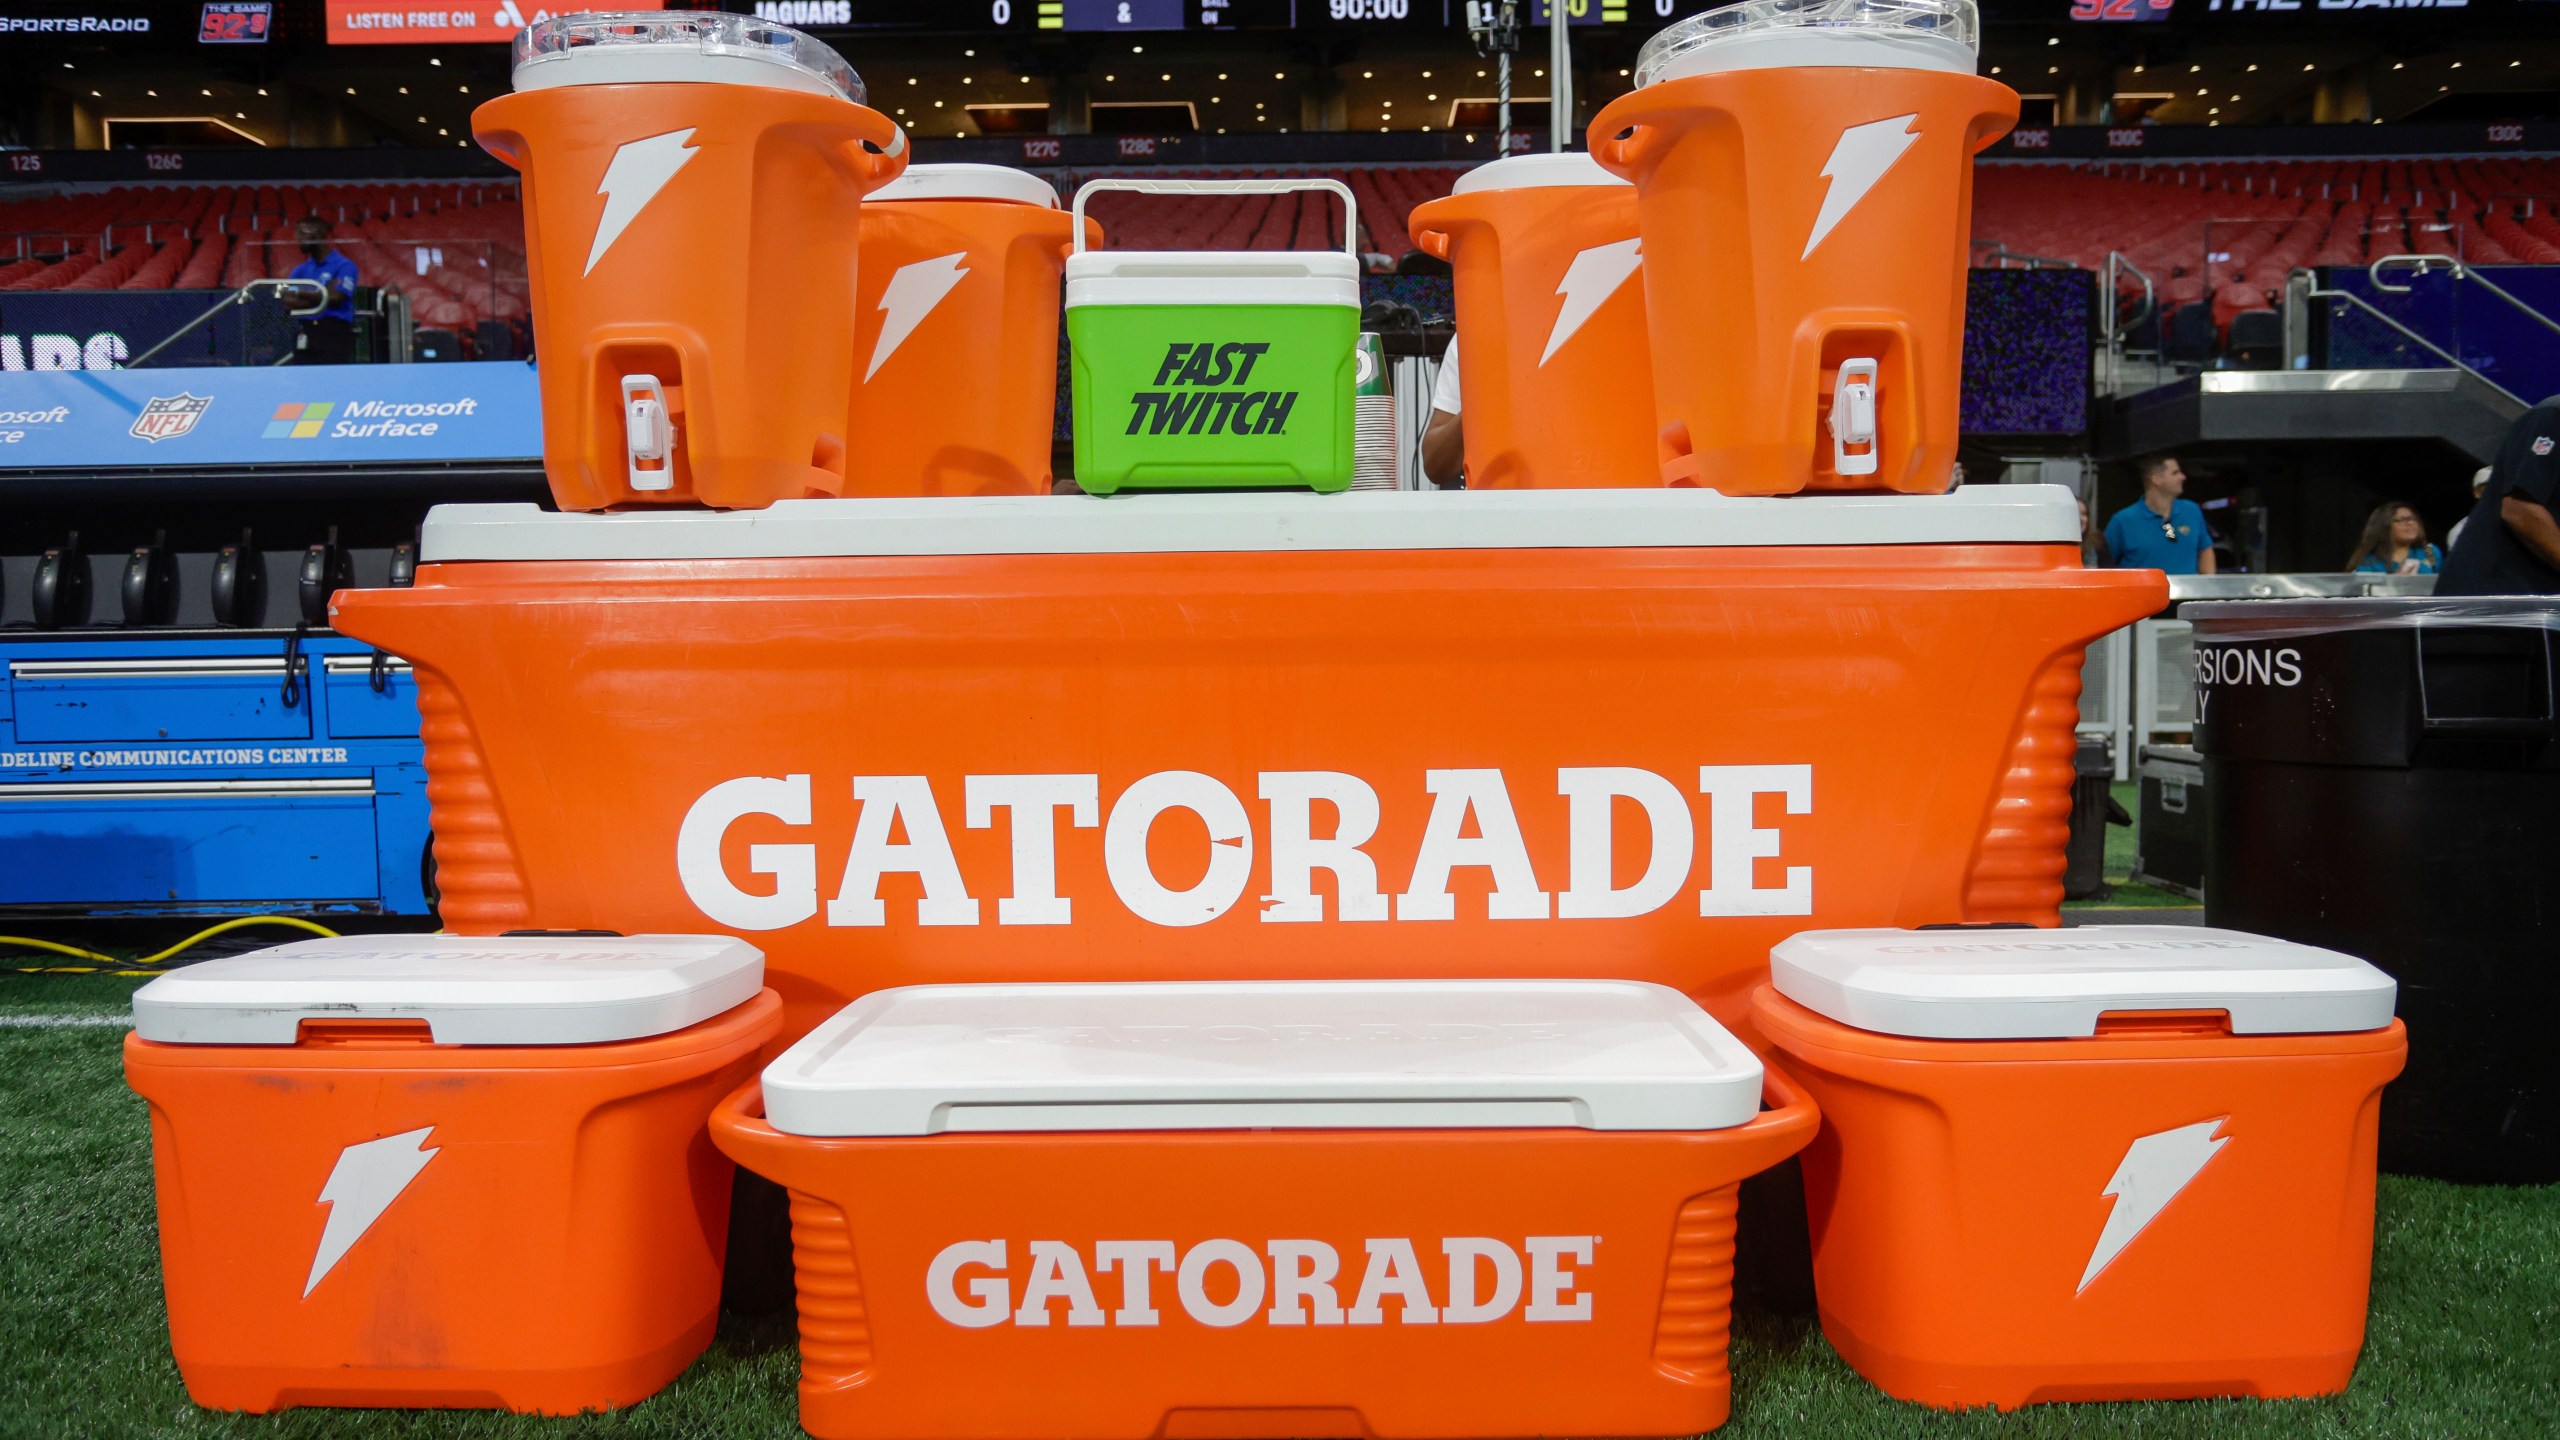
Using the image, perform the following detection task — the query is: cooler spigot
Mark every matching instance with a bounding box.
[621,374,674,492]
[1829,357,1879,477]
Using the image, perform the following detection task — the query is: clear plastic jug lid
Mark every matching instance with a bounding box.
[1635,0,1978,86]
[513,11,865,103]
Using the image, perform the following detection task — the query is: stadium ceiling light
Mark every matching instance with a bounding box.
[89,90,98,97]
[2132,64,2144,73]
[1989,65,2001,74]
[2190,63,2202,72]
[965,48,976,56]
[2245,64,2257,72]
[2393,61,2404,69]
[1132,45,1143,52]
[1218,72,1228,79]
[1477,69,1486,77]
[430,57,441,66]
[2196,87,2207,95]
[1428,92,1437,100]
[1105,73,1116,81]
[1363,70,1374,78]
[417,115,427,123]
[2449,61,2461,69]
[934,99,944,107]
[2047,66,2057,74]
[1274,71,1285,78]
[1160,73,1169,81]
[1465,132,1475,141]
[1211,95,1220,102]
[439,127,449,136]
[2209,107,2219,114]
[2304,63,2315,71]
[2047,36,2058,45]
[1421,70,1431,78]
[2229,93,2240,101]
[62,61,73,69]
[1534,68,1545,77]
[1619,68,1629,76]
[963,76,972,83]
[202,88,213,95]
[399,86,409,94]
[256,87,266,95]
[459,85,469,94]
[147,88,157,95]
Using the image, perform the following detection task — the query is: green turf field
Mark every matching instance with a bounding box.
[3,974,2553,1440]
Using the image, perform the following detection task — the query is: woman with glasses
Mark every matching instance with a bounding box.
[2347,502,2442,576]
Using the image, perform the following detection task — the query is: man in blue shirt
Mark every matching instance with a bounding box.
[2103,455,2217,575]
[287,217,360,365]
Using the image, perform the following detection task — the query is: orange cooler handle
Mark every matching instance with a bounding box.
[840,107,912,191]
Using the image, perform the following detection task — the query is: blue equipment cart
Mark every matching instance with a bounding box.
[0,629,431,917]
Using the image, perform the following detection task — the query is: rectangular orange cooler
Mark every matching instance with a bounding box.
[328,487,2162,1048]
[1751,926,2406,1410]
[709,978,1817,1440]
[123,934,781,1414]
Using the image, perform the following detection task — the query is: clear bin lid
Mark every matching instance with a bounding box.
[760,979,1765,1137]
[870,163,1059,207]
[512,11,865,102]
[1635,0,1978,86]
[1451,153,1630,196]
[2183,596,2560,642]
[131,934,765,1047]
[1771,926,2397,1039]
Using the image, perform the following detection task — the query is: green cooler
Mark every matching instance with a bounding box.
[1066,178,1360,494]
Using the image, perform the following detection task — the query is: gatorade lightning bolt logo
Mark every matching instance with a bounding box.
[304,1127,440,1296]
[2078,1117,2230,1294]
[1803,114,1922,260]
[867,252,971,381]
[1541,239,1642,366]
[587,130,700,276]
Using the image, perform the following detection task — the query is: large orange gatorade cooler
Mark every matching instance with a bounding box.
[847,164,1097,497]
[711,978,1816,1439]
[1591,0,2014,495]
[123,934,781,1413]
[331,487,2161,1047]
[1751,926,2406,1409]
[473,12,908,510]
[1409,153,1657,489]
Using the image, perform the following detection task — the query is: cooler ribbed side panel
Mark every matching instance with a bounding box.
[1652,1186,1739,1384]
[1962,646,2084,923]
[414,665,532,932]
[789,1189,874,1389]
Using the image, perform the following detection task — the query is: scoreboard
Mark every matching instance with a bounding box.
[749,1,1709,33]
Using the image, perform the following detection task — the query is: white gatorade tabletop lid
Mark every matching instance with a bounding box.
[131,934,765,1046]
[1635,0,1979,86]
[869,163,1058,207]
[760,979,1765,1137]
[1451,152,1630,195]
[1770,926,2398,1040]
[416,485,2078,563]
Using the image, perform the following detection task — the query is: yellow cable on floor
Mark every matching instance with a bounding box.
[2,915,342,975]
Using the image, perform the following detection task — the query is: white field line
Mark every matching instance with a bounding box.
[0,1014,133,1029]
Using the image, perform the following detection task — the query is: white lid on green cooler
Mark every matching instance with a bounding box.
[1635,0,1979,87]
[1771,926,2397,1040]
[870,163,1059,207]
[1064,250,1362,310]
[131,934,765,1046]
[512,11,867,102]
[1451,153,1631,195]
[761,979,1765,1137]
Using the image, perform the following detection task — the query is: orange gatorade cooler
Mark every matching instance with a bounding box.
[330,485,2163,1048]
[123,934,782,1413]
[1751,926,2407,1409]
[1410,154,1656,490]
[847,164,1097,497]
[473,12,908,510]
[1590,0,2015,495]
[710,978,1817,1440]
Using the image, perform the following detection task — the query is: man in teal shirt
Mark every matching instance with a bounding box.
[2103,455,2217,575]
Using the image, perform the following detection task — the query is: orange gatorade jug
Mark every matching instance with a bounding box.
[846,165,1097,497]
[1411,154,1658,489]
[473,12,908,510]
[1591,0,2015,495]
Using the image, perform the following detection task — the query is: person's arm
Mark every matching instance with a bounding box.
[1422,408,1464,487]
[2500,495,2560,572]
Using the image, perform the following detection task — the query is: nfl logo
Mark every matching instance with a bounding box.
[2534,436,2555,457]
[130,392,212,443]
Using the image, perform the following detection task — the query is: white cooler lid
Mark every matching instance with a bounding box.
[1451,153,1630,195]
[511,10,866,100]
[131,934,765,1046]
[870,163,1058,207]
[1771,926,2397,1040]
[1064,250,1362,310]
[761,979,1765,1137]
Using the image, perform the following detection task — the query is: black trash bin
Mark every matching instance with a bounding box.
[2062,734,2115,900]
[2191,597,2558,1184]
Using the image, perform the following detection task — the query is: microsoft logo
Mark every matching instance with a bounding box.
[264,402,334,439]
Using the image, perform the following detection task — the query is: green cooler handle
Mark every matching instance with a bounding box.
[1070,177,1359,258]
